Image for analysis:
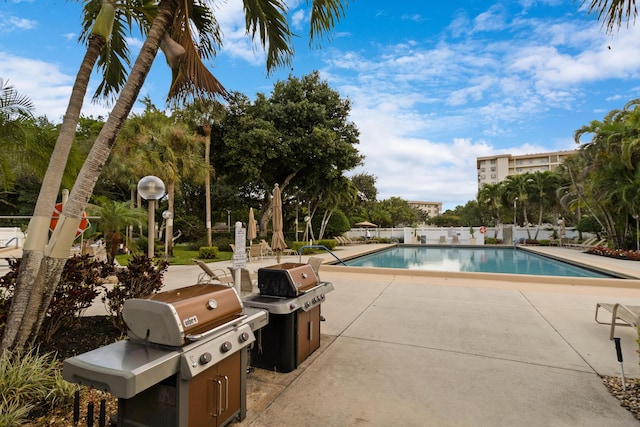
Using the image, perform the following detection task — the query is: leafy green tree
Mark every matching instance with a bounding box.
[351,173,378,203]
[212,72,362,237]
[376,197,420,227]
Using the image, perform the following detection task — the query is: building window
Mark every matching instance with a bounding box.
[490,167,496,172]
[491,174,496,179]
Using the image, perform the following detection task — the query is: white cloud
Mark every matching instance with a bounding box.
[0,12,36,31]
[0,52,111,121]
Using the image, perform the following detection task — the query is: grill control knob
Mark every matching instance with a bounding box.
[221,341,232,353]
[238,332,250,343]
[200,352,212,365]
[304,301,311,309]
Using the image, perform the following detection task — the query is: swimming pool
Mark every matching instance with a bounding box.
[342,246,612,278]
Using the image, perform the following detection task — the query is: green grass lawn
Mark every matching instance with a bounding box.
[116,245,233,266]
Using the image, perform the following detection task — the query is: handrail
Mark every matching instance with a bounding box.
[2,237,19,248]
[297,245,347,266]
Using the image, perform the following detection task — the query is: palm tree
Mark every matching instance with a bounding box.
[173,99,226,246]
[527,171,560,239]
[2,0,351,353]
[0,78,34,190]
[124,100,206,256]
[477,183,503,238]
[504,174,535,239]
[0,0,142,352]
[88,198,147,263]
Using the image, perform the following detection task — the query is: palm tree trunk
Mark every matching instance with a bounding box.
[167,180,175,256]
[2,0,175,353]
[1,35,106,353]
[204,124,212,247]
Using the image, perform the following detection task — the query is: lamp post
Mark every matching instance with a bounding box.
[137,176,165,258]
[634,214,639,251]
[162,210,173,260]
[513,197,518,226]
[227,210,231,233]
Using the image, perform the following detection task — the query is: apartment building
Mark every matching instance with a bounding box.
[476,150,576,189]
[408,201,442,218]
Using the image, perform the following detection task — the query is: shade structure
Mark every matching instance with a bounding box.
[355,221,377,228]
[248,208,257,242]
[271,184,287,262]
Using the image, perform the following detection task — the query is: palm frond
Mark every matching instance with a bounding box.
[0,79,34,121]
[166,0,228,105]
[308,0,350,45]
[242,0,294,72]
[582,0,637,33]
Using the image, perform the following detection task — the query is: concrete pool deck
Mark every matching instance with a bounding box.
[4,244,640,425]
[236,244,640,426]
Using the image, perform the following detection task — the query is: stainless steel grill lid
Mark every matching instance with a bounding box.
[123,284,243,346]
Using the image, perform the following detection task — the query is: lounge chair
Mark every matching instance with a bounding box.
[595,302,640,339]
[248,244,262,261]
[192,259,233,285]
[452,235,460,244]
[307,256,324,279]
[228,267,257,295]
[565,237,597,249]
[439,236,446,244]
[261,239,296,256]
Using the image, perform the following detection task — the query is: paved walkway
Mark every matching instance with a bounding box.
[4,244,640,425]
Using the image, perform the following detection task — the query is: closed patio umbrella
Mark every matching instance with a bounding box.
[248,208,257,243]
[271,184,287,263]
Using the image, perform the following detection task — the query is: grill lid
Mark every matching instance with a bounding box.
[123,284,243,347]
[258,263,319,298]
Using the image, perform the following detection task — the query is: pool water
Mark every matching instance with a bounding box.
[342,246,611,278]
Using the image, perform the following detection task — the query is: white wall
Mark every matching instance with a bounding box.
[0,227,24,248]
[346,225,585,245]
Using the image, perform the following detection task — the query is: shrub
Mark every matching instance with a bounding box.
[0,256,115,342]
[0,349,76,425]
[102,255,168,333]
[40,255,115,342]
[199,246,219,259]
[0,257,19,332]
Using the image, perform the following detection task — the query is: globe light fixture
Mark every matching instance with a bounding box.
[137,176,165,257]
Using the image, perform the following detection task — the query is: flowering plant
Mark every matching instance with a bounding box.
[586,246,640,261]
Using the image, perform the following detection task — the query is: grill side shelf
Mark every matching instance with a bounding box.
[62,340,181,399]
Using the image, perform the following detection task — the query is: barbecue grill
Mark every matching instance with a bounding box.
[63,283,268,427]
[243,263,334,373]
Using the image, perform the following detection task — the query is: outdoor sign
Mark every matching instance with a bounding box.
[233,224,247,269]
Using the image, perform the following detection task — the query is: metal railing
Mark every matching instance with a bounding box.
[297,245,347,265]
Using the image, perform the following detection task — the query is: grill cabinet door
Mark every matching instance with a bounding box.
[297,306,321,365]
[188,351,241,427]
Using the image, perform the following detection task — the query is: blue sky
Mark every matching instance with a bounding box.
[2,0,640,210]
